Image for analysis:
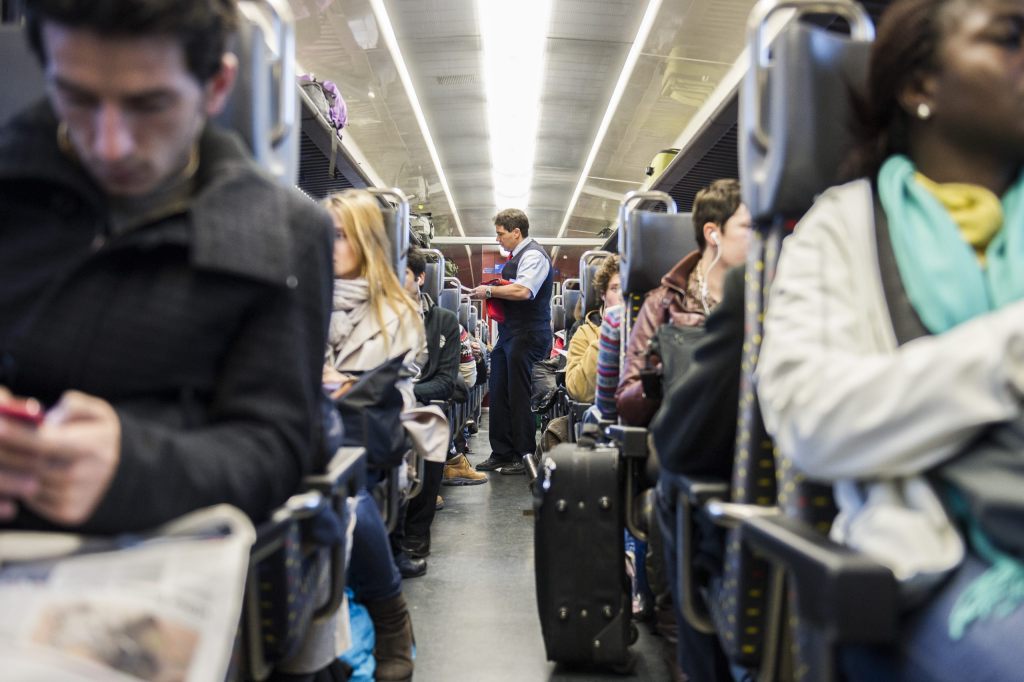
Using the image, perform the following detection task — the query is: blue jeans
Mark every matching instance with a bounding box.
[656,471,734,682]
[842,552,1024,681]
[347,490,402,603]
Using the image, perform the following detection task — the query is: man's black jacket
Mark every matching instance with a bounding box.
[0,102,333,533]
[650,266,745,479]
[413,295,460,403]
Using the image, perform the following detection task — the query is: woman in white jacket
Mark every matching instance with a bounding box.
[323,189,423,682]
[756,0,1024,679]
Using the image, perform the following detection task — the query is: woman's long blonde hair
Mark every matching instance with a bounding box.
[322,189,421,353]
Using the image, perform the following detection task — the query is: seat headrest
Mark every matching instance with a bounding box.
[620,212,696,296]
[741,16,873,221]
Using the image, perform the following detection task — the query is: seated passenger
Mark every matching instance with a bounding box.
[616,179,751,426]
[458,324,478,389]
[565,255,621,402]
[651,266,747,682]
[448,323,482,467]
[398,249,485,564]
[323,190,422,682]
[755,1,1024,678]
[595,304,624,420]
[0,0,331,534]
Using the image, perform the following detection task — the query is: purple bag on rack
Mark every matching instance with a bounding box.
[299,74,347,131]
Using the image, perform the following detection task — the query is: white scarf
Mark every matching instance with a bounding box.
[328,278,370,351]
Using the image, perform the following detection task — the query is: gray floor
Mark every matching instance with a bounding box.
[403,411,675,682]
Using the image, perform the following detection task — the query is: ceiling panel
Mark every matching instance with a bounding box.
[291,0,760,243]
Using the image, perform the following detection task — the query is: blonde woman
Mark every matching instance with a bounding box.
[322,190,423,682]
[323,190,423,389]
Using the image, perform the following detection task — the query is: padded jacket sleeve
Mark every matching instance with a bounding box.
[565,319,599,402]
[616,290,667,426]
[756,181,1024,481]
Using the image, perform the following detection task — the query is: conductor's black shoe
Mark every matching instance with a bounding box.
[498,460,526,476]
[476,454,512,471]
[395,552,427,579]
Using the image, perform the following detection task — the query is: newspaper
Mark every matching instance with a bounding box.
[0,505,255,682]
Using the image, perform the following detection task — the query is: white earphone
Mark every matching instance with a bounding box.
[700,230,723,315]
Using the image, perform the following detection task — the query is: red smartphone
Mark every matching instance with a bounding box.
[0,398,45,427]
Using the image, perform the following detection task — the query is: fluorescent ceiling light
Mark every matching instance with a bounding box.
[367,0,466,243]
[478,0,553,211]
[554,0,663,248]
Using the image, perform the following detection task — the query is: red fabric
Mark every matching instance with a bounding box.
[483,278,510,322]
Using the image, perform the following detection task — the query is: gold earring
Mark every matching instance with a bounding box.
[916,102,932,120]
[180,143,200,181]
[56,120,75,156]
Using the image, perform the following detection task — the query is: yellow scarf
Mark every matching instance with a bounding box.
[914,172,1003,264]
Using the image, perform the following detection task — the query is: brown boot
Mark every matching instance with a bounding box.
[443,453,489,486]
[364,593,414,682]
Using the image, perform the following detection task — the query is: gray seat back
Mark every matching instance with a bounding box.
[562,279,581,328]
[550,295,565,333]
[1,5,299,187]
[0,26,44,126]
[439,277,460,314]
[580,250,612,314]
[217,0,298,186]
[370,189,410,277]
[458,295,471,330]
[421,249,445,303]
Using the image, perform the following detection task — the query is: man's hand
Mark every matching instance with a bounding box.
[0,391,122,526]
[0,388,41,521]
[469,285,489,300]
[470,340,482,360]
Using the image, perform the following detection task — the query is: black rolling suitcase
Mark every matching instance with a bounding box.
[534,439,636,670]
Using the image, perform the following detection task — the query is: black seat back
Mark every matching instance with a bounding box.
[714,0,875,672]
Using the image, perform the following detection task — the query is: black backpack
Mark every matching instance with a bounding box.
[639,323,705,401]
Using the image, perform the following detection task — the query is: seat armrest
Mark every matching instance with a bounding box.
[605,424,648,459]
[554,368,566,388]
[568,400,591,419]
[304,446,366,499]
[740,514,899,644]
[676,474,730,508]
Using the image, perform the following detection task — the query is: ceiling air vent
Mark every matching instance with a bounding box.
[435,74,477,87]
